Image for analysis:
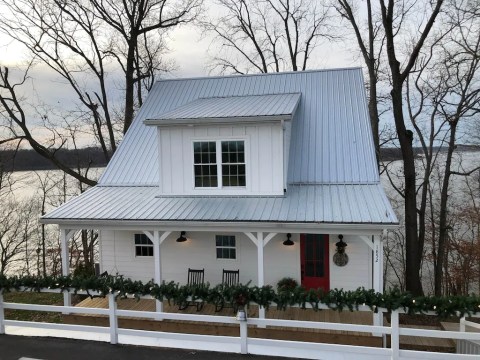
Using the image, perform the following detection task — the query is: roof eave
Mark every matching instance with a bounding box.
[143,114,292,127]
[40,218,399,235]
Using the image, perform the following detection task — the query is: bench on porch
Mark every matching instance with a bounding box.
[215,269,240,313]
[178,268,205,311]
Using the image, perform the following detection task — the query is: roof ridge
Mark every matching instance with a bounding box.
[157,67,362,83]
[197,92,301,99]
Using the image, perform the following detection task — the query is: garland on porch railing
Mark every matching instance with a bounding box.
[1,274,480,318]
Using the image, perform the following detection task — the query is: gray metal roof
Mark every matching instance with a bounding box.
[43,68,398,228]
[99,68,379,185]
[144,93,301,126]
[42,184,398,225]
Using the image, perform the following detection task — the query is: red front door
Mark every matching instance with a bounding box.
[300,234,330,290]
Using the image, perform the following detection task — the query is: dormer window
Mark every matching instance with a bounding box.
[194,140,246,188]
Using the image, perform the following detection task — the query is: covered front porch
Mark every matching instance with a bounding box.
[58,223,388,328]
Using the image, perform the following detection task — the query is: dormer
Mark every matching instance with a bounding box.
[144,93,301,196]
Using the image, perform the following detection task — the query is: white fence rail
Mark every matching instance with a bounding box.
[457,318,480,355]
[1,289,480,360]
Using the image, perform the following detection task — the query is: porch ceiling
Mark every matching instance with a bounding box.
[41,184,398,227]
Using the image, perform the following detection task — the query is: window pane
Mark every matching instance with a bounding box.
[305,261,314,276]
[221,141,245,187]
[316,260,324,277]
[306,236,314,261]
[136,247,141,256]
[217,248,222,258]
[238,176,246,186]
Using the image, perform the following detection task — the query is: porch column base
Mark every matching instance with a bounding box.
[156,300,163,313]
[258,307,266,328]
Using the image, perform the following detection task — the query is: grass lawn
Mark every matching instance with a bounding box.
[3,292,64,323]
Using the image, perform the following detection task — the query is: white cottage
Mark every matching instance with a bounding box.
[42,68,398,312]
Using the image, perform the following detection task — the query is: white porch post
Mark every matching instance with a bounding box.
[153,231,162,313]
[257,232,265,321]
[60,228,75,309]
[245,231,277,327]
[373,235,383,293]
[144,230,171,313]
[373,234,384,335]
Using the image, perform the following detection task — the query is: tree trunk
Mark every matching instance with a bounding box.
[123,35,138,134]
[367,69,380,161]
[435,123,457,295]
[390,80,423,295]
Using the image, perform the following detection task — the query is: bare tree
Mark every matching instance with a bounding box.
[204,0,336,74]
[0,199,38,276]
[86,0,202,132]
[0,0,201,185]
[431,0,480,295]
[335,0,385,160]
[338,0,446,295]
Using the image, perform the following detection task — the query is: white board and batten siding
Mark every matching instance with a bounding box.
[157,123,284,195]
[99,230,372,290]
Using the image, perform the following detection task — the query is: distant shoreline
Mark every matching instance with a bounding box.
[1,145,479,172]
[0,147,109,172]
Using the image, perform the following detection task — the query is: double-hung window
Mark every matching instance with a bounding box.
[194,140,246,188]
[134,234,153,257]
[216,235,236,259]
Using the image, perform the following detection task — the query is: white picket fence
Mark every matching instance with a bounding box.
[1,288,480,360]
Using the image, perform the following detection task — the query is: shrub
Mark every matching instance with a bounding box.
[277,277,298,292]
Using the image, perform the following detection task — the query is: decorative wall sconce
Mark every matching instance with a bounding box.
[333,234,348,266]
[176,231,187,243]
[283,233,294,246]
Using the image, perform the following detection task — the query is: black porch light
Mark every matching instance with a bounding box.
[335,234,347,253]
[283,233,294,246]
[176,231,187,243]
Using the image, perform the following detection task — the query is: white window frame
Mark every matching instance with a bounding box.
[192,137,248,191]
[134,233,153,257]
[215,235,237,260]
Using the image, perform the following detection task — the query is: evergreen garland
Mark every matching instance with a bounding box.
[1,274,480,318]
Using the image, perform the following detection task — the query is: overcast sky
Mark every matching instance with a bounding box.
[0,5,363,147]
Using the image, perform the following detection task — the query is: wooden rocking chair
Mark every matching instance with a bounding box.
[178,268,205,311]
[215,269,240,312]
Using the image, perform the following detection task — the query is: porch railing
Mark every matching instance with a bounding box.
[1,288,480,360]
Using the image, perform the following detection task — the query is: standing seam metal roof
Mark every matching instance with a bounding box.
[42,184,398,224]
[42,68,398,226]
[99,68,379,185]
[144,93,302,122]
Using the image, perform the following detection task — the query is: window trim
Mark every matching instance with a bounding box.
[215,234,237,260]
[134,233,154,258]
[192,137,248,190]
